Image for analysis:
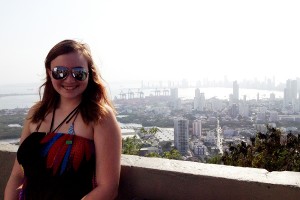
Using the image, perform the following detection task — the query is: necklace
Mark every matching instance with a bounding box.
[49,104,80,133]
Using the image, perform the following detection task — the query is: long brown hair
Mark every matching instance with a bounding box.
[31,39,114,124]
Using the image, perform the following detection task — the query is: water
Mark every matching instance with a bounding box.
[178,87,283,100]
[0,95,40,109]
[0,82,283,109]
[0,82,40,109]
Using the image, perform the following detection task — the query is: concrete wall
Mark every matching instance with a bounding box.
[0,144,18,200]
[1,144,300,200]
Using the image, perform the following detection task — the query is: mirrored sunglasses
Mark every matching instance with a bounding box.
[51,66,89,81]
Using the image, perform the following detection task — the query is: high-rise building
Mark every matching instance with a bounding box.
[291,80,298,103]
[194,88,200,110]
[233,81,239,102]
[170,88,181,110]
[192,120,202,138]
[194,89,205,111]
[199,93,205,111]
[284,87,290,108]
[284,79,298,110]
[174,119,189,154]
[229,103,239,118]
[195,88,200,98]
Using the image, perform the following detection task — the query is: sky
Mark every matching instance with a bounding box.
[0,0,300,86]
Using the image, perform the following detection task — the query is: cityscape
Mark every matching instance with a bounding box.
[114,78,300,162]
[0,77,300,163]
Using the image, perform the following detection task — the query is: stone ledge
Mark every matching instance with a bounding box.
[119,155,300,200]
[121,154,300,187]
[0,143,18,153]
[1,144,300,200]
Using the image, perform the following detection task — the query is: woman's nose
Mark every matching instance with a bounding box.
[64,73,76,82]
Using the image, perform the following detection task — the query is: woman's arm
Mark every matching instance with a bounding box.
[4,108,34,200]
[83,106,122,200]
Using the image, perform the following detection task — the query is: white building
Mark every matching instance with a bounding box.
[194,88,205,111]
[192,120,202,138]
[233,81,239,102]
[199,93,206,111]
[284,79,298,110]
[194,88,201,110]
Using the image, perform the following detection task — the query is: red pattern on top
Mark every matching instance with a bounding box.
[40,132,94,175]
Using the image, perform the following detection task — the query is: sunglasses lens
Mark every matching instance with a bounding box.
[52,66,68,80]
[72,67,88,81]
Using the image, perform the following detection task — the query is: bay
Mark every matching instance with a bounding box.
[0,82,283,110]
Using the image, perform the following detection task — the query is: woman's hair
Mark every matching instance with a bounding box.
[31,39,114,124]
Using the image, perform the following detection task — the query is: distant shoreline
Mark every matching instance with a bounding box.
[0,93,38,98]
[0,138,20,145]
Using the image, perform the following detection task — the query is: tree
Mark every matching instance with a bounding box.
[162,148,182,160]
[122,127,183,160]
[139,127,160,138]
[220,126,300,172]
[122,135,142,155]
[161,141,172,152]
[207,154,222,164]
[122,127,160,155]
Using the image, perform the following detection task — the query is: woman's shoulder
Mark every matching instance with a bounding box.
[27,101,43,115]
[93,104,119,131]
[101,104,117,122]
[19,104,40,144]
[26,102,44,131]
[27,103,38,116]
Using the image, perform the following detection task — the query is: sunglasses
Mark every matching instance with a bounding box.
[51,66,89,81]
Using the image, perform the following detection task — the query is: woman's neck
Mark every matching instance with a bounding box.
[57,97,81,112]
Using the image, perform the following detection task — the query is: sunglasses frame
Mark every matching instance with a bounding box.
[51,66,89,81]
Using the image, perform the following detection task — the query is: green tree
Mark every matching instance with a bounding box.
[207,154,222,164]
[122,127,161,155]
[122,127,184,161]
[221,126,300,172]
[162,148,182,160]
[122,135,142,155]
[139,127,160,138]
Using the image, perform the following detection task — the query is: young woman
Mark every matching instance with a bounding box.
[4,39,122,200]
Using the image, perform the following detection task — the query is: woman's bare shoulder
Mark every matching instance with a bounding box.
[93,104,120,136]
[22,103,43,138]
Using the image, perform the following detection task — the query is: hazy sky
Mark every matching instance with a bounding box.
[0,0,300,86]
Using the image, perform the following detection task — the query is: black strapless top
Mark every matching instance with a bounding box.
[17,132,96,200]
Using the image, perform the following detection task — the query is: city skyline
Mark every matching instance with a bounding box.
[1,0,300,85]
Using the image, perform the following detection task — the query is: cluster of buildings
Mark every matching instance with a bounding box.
[115,78,300,160]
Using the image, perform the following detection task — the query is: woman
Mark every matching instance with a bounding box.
[4,39,122,200]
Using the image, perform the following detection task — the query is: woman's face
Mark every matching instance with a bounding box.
[49,51,89,102]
